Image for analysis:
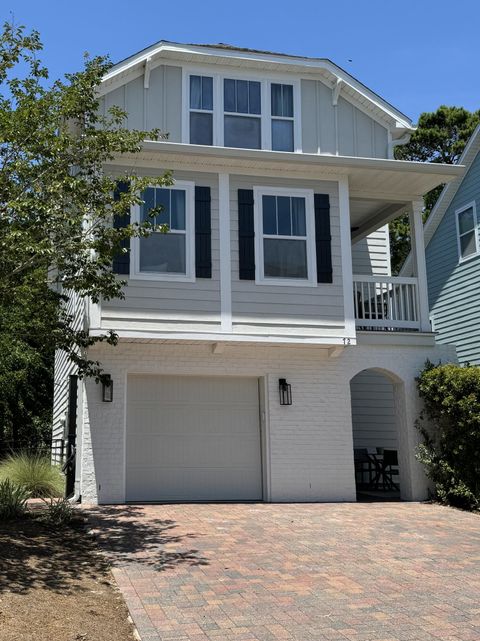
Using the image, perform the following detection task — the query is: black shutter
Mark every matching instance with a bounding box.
[112,180,130,275]
[238,189,255,280]
[195,186,212,278]
[314,193,333,283]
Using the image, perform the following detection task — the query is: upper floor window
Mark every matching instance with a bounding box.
[224,79,261,149]
[271,83,294,151]
[132,183,195,281]
[253,187,316,286]
[190,75,213,145]
[456,202,479,262]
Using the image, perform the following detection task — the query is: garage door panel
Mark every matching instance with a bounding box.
[126,375,262,502]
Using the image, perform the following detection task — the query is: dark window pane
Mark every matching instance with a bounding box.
[190,75,202,109]
[291,198,306,236]
[224,115,261,149]
[141,187,155,223]
[190,111,213,145]
[236,80,249,113]
[460,231,477,258]
[170,190,186,230]
[140,233,186,274]
[264,238,307,279]
[272,119,294,151]
[262,195,277,235]
[155,188,170,226]
[277,196,291,235]
[249,81,261,114]
[202,76,213,110]
[271,83,282,116]
[224,79,236,112]
[282,84,293,117]
[459,207,474,234]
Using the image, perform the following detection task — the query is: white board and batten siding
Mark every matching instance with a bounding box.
[101,65,182,141]
[126,375,263,502]
[101,168,221,334]
[230,176,345,336]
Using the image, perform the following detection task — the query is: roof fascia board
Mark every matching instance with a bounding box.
[101,41,413,130]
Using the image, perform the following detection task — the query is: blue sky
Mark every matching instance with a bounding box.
[5,0,477,122]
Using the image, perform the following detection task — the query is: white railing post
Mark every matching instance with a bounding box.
[408,200,431,332]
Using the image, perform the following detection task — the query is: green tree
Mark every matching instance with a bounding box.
[0,22,169,447]
[390,106,480,273]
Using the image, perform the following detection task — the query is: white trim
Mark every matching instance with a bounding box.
[122,369,127,503]
[338,177,356,338]
[253,186,317,287]
[409,201,431,332]
[218,173,232,332]
[181,66,301,152]
[130,180,196,282]
[455,200,479,263]
[260,375,272,502]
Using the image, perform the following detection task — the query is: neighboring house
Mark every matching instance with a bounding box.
[52,42,463,504]
[403,125,480,365]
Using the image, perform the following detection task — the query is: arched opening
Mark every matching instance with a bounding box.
[350,368,404,502]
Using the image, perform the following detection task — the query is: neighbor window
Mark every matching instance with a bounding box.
[271,83,294,151]
[133,183,194,280]
[254,188,316,285]
[224,79,261,149]
[456,202,479,261]
[189,75,213,145]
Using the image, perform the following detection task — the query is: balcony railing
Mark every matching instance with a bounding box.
[353,275,420,331]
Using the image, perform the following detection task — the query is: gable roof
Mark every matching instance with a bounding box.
[401,124,480,275]
[100,40,414,135]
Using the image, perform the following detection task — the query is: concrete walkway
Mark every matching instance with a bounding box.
[87,503,480,641]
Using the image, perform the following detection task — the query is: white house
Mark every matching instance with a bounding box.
[52,42,463,504]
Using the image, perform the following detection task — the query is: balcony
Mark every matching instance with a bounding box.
[353,276,422,332]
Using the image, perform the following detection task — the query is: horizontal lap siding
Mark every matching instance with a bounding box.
[426,151,480,364]
[230,176,344,330]
[352,225,391,276]
[102,169,221,329]
[351,370,396,450]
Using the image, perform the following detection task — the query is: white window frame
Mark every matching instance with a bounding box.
[270,82,295,152]
[182,66,301,152]
[188,75,214,146]
[253,186,317,287]
[130,180,196,282]
[455,201,479,263]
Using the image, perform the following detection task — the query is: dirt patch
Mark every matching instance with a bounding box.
[0,516,136,641]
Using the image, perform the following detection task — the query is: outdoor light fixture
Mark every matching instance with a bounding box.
[102,375,113,402]
[279,378,292,406]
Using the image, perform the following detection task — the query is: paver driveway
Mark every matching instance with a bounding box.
[87,503,480,641]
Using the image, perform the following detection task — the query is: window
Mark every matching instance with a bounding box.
[189,75,213,145]
[224,79,261,149]
[254,187,316,286]
[132,183,195,281]
[271,84,294,151]
[456,202,479,262]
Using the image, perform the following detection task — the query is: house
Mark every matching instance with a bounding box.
[52,42,463,504]
[403,125,480,365]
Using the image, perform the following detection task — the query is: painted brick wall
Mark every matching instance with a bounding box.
[79,339,454,505]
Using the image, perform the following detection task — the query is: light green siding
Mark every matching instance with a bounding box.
[426,150,480,364]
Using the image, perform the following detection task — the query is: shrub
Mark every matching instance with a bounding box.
[416,361,480,510]
[40,497,75,526]
[0,452,64,498]
[0,479,29,520]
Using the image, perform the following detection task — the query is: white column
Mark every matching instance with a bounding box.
[338,177,356,339]
[218,173,232,333]
[409,200,431,332]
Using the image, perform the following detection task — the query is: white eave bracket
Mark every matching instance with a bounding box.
[144,57,153,89]
[328,346,344,359]
[332,78,343,106]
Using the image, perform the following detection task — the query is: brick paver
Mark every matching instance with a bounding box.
[86,503,480,641]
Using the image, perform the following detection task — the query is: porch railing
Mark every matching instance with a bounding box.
[353,275,420,331]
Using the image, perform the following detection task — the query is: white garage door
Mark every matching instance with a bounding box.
[126,375,263,501]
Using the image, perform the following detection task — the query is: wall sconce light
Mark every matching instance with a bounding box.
[102,375,113,402]
[279,378,292,406]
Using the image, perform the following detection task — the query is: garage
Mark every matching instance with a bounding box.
[125,375,263,501]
